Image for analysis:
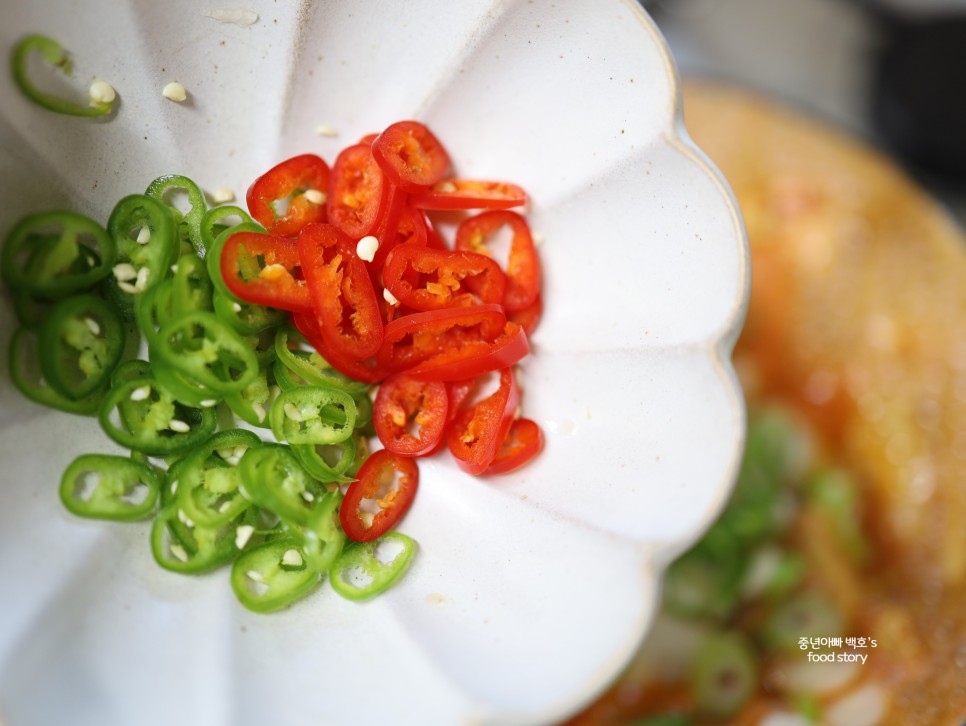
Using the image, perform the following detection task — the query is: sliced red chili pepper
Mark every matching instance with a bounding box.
[377,304,506,373]
[367,184,407,274]
[327,143,388,239]
[408,321,528,382]
[246,154,329,237]
[220,231,312,313]
[382,246,506,311]
[411,179,527,210]
[455,210,541,311]
[373,373,448,457]
[446,378,476,422]
[358,132,378,145]
[508,293,542,336]
[297,223,384,360]
[371,120,450,192]
[291,311,392,384]
[398,208,429,248]
[369,202,428,281]
[340,449,419,542]
[447,368,519,475]
[484,418,544,475]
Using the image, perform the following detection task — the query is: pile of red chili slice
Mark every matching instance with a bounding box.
[225,120,545,504]
[1,119,546,611]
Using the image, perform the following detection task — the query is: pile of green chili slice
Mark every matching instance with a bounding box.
[2,175,415,613]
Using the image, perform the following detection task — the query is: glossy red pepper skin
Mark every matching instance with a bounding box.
[326,143,388,239]
[246,154,329,237]
[297,223,384,361]
[372,120,450,192]
[507,294,543,336]
[291,312,392,384]
[374,373,448,457]
[407,321,528,382]
[485,418,544,475]
[411,179,527,211]
[340,449,419,542]
[382,245,506,311]
[455,210,541,312]
[447,368,519,475]
[220,231,313,313]
[377,304,506,374]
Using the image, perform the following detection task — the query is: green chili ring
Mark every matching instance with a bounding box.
[60,454,160,521]
[237,444,328,527]
[151,503,248,574]
[146,175,208,257]
[153,310,260,395]
[274,325,370,396]
[105,194,179,318]
[200,204,258,256]
[268,385,356,446]
[39,293,126,399]
[1,210,116,298]
[169,253,213,318]
[175,428,262,529]
[230,538,321,613]
[8,327,105,415]
[11,35,114,117]
[330,531,416,602]
[98,374,216,455]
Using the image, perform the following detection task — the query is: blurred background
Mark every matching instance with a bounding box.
[567,1,966,724]
[653,0,966,221]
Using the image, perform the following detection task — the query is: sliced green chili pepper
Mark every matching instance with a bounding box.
[9,327,105,415]
[38,294,125,399]
[161,453,190,508]
[274,326,370,396]
[224,365,276,428]
[329,531,415,601]
[151,502,248,574]
[152,362,222,410]
[2,211,115,298]
[11,35,114,117]
[292,491,346,573]
[353,389,374,437]
[13,284,52,326]
[212,289,286,336]
[238,444,329,527]
[60,453,160,521]
[111,358,153,386]
[99,374,216,455]
[245,326,279,369]
[175,429,262,528]
[146,175,208,257]
[230,538,321,613]
[200,204,258,256]
[153,310,259,395]
[169,253,213,317]
[269,385,356,446]
[291,436,357,483]
[133,276,172,351]
[691,632,757,718]
[105,194,178,317]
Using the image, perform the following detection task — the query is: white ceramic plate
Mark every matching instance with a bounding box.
[0,1,747,724]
